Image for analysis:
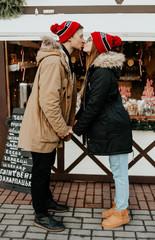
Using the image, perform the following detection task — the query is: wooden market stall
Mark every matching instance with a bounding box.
[0,0,154,192]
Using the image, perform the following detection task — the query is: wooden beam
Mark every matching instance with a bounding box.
[23,5,155,14]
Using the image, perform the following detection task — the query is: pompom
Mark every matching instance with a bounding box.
[50,23,59,34]
[113,36,122,47]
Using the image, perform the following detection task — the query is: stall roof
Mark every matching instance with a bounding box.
[0,13,155,41]
[25,0,155,6]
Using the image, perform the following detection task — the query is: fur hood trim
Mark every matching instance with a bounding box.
[93,51,125,69]
[40,36,62,50]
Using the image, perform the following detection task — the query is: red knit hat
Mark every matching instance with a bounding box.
[50,21,81,43]
[91,32,122,54]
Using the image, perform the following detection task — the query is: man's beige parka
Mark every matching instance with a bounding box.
[18,37,77,153]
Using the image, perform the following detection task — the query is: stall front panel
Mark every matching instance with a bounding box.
[0,14,155,41]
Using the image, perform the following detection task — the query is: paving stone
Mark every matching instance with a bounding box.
[69,236,90,240]
[6,225,27,232]
[74,208,92,213]
[63,217,82,223]
[65,222,81,229]
[54,211,73,217]
[2,231,24,238]
[20,220,34,225]
[1,219,20,225]
[23,214,34,220]
[71,229,91,236]
[144,220,155,225]
[27,226,47,233]
[1,204,19,209]
[125,225,145,231]
[74,212,92,218]
[128,220,143,225]
[115,239,136,240]
[47,234,68,240]
[114,231,135,237]
[83,218,101,224]
[0,209,16,214]
[133,215,152,220]
[4,214,23,220]
[104,226,124,231]
[93,213,102,219]
[151,210,155,215]
[0,213,4,219]
[24,232,46,239]
[131,210,150,214]
[18,205,33,210]
[47,228,69,235]
[137,232,155,239]
[82,223,102,230]
[0,225,7,231]
[92,237,113,240]
[93,208,105,213]
[0,238,10,240]
[16,209,34,215]
[92,230,113,237]
[146,226,155,232]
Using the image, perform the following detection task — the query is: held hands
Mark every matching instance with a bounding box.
[60,126,73,139]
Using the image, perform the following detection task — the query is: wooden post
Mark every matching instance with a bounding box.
[4,41,11,117]
[57,142,65,173]
[0,42,8,163]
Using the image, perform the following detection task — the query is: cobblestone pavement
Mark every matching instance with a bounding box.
[0,182,155,210]
[0,204,155,240]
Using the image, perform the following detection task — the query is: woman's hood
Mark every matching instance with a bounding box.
[93,51,125,69]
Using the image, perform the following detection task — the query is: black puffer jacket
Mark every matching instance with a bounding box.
[73,51,132,155]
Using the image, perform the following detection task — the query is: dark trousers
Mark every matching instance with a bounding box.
[31,149,56,214]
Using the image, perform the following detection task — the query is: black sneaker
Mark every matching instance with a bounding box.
[47,199,69,213]
[34,213,65,232]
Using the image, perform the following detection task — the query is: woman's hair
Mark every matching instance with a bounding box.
[78,25,84,30]
[86,41,100,70]
[80,41,100,98]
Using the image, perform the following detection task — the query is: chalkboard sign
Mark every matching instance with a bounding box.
[0,108,32,193]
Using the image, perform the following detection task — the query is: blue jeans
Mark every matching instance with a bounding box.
[109,153,129,210]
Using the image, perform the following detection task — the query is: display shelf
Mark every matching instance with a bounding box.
[130,115,155,121]
[119,76,141,81]
[8,41,39,49]
[9,62,38,72]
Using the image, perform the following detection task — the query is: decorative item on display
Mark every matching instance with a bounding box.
[0,0,25,19]
[121,78,155,117]
[119,86,131,103]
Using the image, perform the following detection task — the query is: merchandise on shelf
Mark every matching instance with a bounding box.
[120,78,155,117]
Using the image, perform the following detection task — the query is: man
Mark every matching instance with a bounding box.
[18,21,85,232]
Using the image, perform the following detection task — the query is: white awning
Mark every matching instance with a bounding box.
[0,13,155,41]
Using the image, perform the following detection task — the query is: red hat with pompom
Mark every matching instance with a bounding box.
[50,21,80,43]
[91,32,122,54]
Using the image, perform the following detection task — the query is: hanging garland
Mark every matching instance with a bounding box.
[0,0,25,19]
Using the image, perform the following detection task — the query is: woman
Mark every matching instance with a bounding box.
[72,32,132,229]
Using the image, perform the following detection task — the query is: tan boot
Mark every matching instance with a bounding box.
[102,201,116,218]
[102,209,130,229]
